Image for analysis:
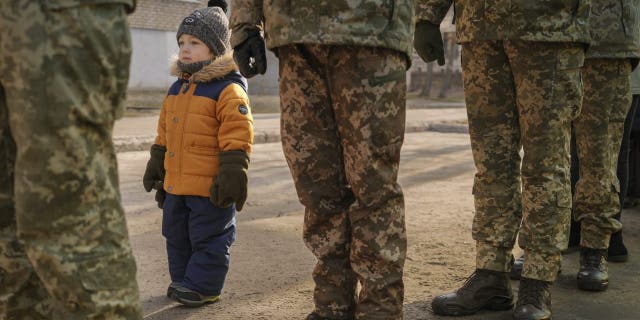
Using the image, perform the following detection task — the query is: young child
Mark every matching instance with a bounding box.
[142,1,253,307]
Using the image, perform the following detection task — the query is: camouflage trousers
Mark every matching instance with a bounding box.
[278,44,407,320]
[573,58,631,249]
[463,41,584,282]
[0,2,141,319]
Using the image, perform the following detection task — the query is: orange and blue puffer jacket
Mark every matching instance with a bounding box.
[154,52,254,197]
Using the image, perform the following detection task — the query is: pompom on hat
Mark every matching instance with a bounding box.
[177,0,230,57]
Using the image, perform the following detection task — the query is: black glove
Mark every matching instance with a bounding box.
[414,20,445,66]
[233,30,267,78]
[209,150,249,211]
[154,181,166,209]
[143,144,166,192]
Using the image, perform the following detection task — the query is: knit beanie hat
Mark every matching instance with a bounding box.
[176,0,230,57]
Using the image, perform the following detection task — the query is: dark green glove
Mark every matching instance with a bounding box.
[232,30,267,78]
[210,150,249,211]
[143,144,166,192]
[414,20,445,66]
[154,181,166,209]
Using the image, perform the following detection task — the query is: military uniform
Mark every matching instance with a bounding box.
[418,0,588,283]
[0,1,142,319]
[231,1,414,319]
[572,0,640,250]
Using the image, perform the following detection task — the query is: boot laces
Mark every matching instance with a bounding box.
[518,279,548,307]
[458,271,482,293]
[458,270,497,293]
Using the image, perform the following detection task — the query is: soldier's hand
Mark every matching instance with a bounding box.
[414,20,445,66]
[143,144,166,192]
[233,30,267,78]
[209,150,249,211]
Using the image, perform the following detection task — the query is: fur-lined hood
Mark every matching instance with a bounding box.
[170,51,238,83]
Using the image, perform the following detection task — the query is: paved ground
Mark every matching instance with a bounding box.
[115,110,640,319]
[113,108,469,152]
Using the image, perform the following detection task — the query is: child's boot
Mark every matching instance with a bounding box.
[173,286,220,307]
[166,282,183,299]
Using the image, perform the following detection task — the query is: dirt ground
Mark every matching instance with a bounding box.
[123,90,466,117]
[118,131,640,320]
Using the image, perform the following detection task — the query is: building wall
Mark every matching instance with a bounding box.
[128,0,205,31]
[129,28,178,89]
[128,0,206,89]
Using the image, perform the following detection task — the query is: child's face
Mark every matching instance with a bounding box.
[178,34,213,64]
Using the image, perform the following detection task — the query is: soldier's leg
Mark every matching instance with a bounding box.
[329,46,407,320]
[0,84,53,318]
[574,59,629,250]
[463,41,522,272]
[508,41,584,282]
[279,44,357,320]
[573,59,631,291]
[431,41,517,317]
[0,2,141,319]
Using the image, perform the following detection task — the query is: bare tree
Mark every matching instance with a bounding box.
[438,33,458,98]
[420,62,434,97]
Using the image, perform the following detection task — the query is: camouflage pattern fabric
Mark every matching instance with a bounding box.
[587,0,640,59]
[463,41,584,282]
[573,59,631,249]
[229,0,415,61]
[42,0,135,12]
[279,44,407,320]
[0,86,53,320]
[0,2,142,319]
[416,0,591,44]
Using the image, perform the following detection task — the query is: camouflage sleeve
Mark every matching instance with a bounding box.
[229,0,264,48]
[154,97,168,147]
[415,0,453,24]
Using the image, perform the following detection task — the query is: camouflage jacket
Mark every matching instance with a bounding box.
[416,0,590,44]
[44,0,135,13]
[229,0,414,60]
[587,0,640,58]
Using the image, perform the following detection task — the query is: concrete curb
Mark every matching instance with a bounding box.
[406,122,469,134]
[114,122,468,153]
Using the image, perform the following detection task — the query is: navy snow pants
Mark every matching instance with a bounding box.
[162,193,236,296]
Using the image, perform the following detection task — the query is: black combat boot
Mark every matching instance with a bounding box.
[431,269,514,316]
[510,255,524,280]
[607,231,628,262]
[513,277,551,320]
[306,312,350,320]
[577,247,609,291]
